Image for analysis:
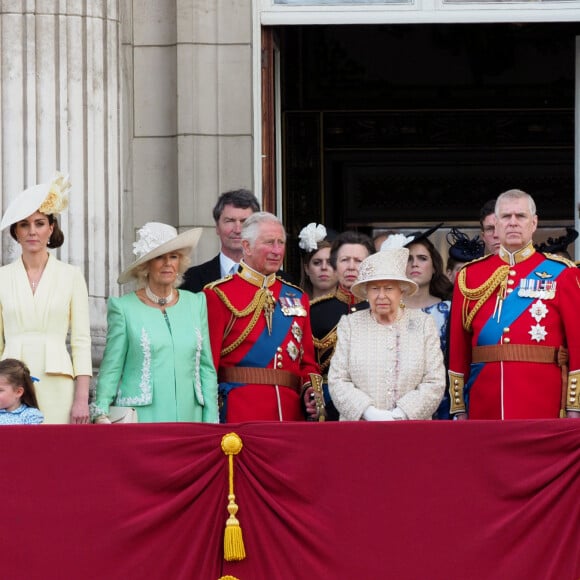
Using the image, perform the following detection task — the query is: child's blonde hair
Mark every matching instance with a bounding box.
[0,358,40,409]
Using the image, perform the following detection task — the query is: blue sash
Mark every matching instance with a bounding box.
[465,257,566,411]
[219,283,304,420]
[478,258,565,347]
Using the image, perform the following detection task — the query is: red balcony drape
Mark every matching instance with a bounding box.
[2,420,579,580]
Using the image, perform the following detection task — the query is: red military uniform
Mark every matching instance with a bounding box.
[448,242,580,419]
[204,262,320,422]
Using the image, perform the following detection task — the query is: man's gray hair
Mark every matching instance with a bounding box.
[495,189,536,217]
[241,211,285,247]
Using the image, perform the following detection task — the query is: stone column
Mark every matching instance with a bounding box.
[175,0,254,264]
[0,1,122,362]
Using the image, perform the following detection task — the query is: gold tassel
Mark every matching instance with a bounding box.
[221,432,246,561]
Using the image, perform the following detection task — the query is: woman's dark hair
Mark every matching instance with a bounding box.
[329,231,375,269]
[300,239,333,297]
[407,238,454,301]
[9,214,65,248]
[446,255,463,273]
[0,358,40,409]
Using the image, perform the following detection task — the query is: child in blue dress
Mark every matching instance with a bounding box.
[0,358,44,424]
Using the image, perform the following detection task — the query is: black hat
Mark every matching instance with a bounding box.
[534,227,578,254]
[406,223,444,244]
[447,228,485,263]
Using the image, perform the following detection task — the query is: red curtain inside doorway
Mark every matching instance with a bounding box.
[2,420,579,580]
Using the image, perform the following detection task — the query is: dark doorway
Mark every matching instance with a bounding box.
[278,23,579,271]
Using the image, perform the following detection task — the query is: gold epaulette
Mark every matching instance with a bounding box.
[542,252,577,269]
[276,276,304,293]
[204,274,233,290]
[310,292,336,306]
[463,253,494,267]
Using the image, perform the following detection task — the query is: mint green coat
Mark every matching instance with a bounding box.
[91,290,218,423]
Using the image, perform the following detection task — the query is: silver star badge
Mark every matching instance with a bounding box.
[528,324,547,343]
[291,321,303,343]
[529,300,548,323]
[286,340,299,361]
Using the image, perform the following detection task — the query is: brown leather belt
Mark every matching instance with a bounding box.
[472,344,562,365]
[218,367,302,393]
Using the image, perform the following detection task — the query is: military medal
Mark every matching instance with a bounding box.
[518,279,556,300]
[279,295,307,317]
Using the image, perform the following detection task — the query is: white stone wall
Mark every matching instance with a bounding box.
[0,0,257,368]
[123,0,255,269]
[0,1,122,362]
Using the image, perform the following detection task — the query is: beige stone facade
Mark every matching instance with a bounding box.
[1,1,579,369]
[0,1,256,364]
[122,0,255,270]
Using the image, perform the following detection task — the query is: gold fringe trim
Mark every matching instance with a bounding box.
[221,433,246,562]
[457,264,509,332]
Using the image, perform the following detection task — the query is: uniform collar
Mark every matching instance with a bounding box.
[238,261,277,288]
[498,241,535,266]
[336,284,362,306]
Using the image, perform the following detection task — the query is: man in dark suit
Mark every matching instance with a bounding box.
[181,189,260,292]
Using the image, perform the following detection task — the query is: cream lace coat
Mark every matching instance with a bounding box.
[328,308,445,420]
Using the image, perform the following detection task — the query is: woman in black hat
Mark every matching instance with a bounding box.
[445,228,485,284]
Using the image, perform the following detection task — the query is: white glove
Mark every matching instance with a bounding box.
[391,407,407,420]
[362,405,395,421]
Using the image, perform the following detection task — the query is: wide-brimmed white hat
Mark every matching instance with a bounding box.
[351,246,418,300]
[117,222,202,284]
[0,172,70,231]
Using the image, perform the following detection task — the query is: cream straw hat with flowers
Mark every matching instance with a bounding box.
[117,222,202,284]
[351,234,418,300]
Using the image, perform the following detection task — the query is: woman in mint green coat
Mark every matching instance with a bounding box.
[91,222,218,423]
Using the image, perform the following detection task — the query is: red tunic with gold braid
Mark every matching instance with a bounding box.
[204,262,319,422]
[448,242,580,419]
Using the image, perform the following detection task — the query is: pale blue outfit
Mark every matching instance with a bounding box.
[422,301,451,419]
[0,404,44,424]
[91,290,218,423]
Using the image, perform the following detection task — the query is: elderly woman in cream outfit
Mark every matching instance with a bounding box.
[328,236,445,421]
[0,173,92,424]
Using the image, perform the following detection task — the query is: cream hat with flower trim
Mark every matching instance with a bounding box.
[117,222,202,284]
[351,247,418,300]
[0,172,70,231]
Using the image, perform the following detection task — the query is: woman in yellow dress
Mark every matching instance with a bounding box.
[0,173,92,424]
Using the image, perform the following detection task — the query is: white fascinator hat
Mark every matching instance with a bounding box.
[0,172,70,232]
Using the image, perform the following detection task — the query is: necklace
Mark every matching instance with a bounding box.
[145,285,174,306]
[25,262,48,293]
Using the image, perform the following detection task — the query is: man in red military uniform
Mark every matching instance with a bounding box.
[448,189,580,419]
[204,212,323,422]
